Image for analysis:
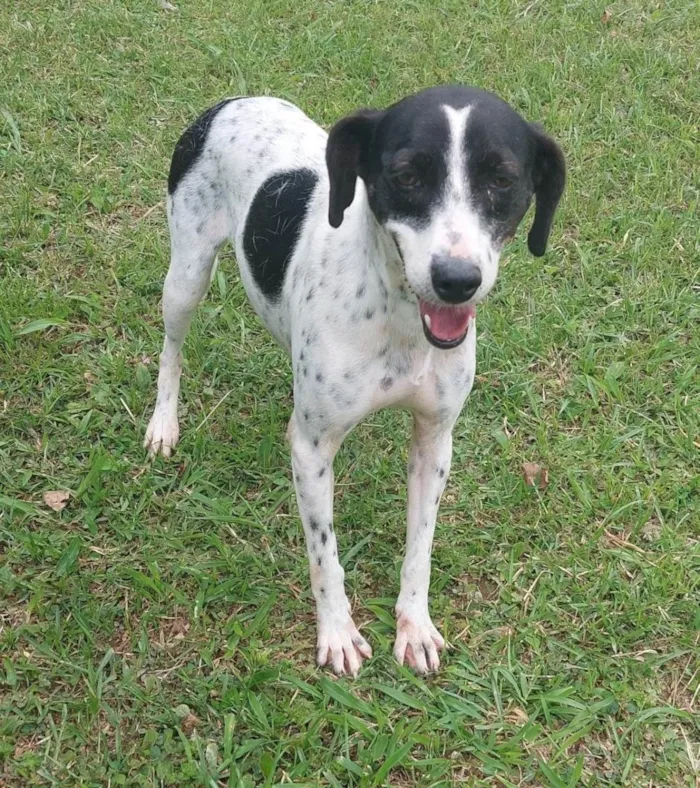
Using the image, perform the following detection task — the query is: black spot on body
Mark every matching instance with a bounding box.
[243,168,318,300]
[380,376,393,391]
[365,308,374,320]
[317,557,322,566]
[310,517,319,531]
[321,531,328,545]
[438,467,445,478]
[315,372,323,383]
[318,467,325,478]
[328,521,333,533]
[168,98,241,194]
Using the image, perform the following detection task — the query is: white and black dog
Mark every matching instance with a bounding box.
[145,85,565,675]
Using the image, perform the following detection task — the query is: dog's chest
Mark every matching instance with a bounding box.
[300,320,476,429]
[369,334,476,416]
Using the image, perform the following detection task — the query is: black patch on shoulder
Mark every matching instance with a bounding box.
[168,98,240,195]
[243,168,318,300]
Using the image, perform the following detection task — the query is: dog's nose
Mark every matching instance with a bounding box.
[430,255,482,304]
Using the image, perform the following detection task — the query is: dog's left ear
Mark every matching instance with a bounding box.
[527,124,566,257]
[326,109,384,228]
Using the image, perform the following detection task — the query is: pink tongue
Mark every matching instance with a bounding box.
[420,301,475,342]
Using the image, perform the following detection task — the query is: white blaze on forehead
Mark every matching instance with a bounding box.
[439,104,484,261]
[442,104,472,203]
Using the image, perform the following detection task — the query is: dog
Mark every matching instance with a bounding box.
[145,85,565,676]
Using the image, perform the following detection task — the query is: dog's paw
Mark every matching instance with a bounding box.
[144,409,179,457]
[393,611,445,674]
[317,616,372,677]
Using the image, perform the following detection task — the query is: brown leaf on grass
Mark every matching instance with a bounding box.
[181,713,199,735]
[641,519,661,542]
[601,9,612,23]
[506,707,529,725]
[43,490,70,511]
[522,462,549,489]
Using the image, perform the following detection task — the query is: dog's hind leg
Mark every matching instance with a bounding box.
[145,196,226,457]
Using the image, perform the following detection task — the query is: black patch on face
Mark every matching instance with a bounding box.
[243,168,319,300]
[168,98,241,195]
[368,88,541,237]
[464,115,536,245]
[328,85,564,254]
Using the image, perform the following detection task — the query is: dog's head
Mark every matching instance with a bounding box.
[326,85,566,349]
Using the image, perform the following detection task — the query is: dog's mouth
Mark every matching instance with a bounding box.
[419,300,476,349]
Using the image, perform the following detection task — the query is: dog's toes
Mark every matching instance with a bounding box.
[317,619,372,677]
[394,613,445,674]
[144,411,179,457]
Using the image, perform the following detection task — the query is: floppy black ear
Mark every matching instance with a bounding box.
[527,125,566,257]
[326,109,384,228]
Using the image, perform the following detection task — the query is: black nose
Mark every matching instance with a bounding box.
[430,255,482,304]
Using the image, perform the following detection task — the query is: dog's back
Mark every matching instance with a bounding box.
[168,97,327,239]
[165,97,328,347]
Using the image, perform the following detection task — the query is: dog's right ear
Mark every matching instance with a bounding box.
[527,124,566,257]
[326,109,384,228]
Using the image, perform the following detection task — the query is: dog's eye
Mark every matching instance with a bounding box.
[394,171,421,188]
[491,175,514,190]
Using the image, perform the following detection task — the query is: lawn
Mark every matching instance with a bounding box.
[1,0,699,784]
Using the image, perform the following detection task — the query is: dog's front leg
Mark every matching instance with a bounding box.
[394,416,452,673]
[288,413,372,676]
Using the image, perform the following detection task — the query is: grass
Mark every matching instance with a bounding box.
[1,0,699,784]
